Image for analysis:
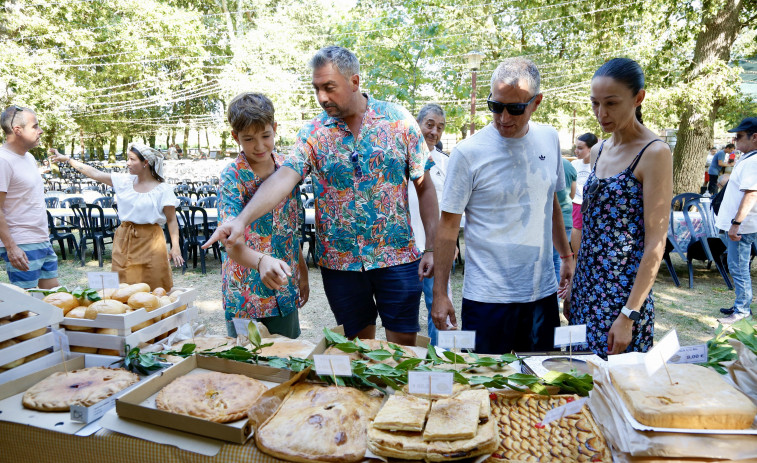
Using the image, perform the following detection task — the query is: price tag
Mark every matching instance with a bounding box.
[232,318,253,338]
[437,331,476,350]
[52,328,70,357]
[87,272,120,290]
[407,371,453,396]
[607,352,645,368]
[538,397,588,426]
[554,325,587,348]
[644,330,680,376]
[313,355,353,377]
[669,344,707,364]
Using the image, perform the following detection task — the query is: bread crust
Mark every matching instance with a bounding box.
[22,367,138,411]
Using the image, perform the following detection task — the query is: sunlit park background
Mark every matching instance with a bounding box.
[1,0,756,342]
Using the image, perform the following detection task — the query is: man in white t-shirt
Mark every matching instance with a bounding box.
[431,58,573,354]
[715,117,757,324]
[0,105,60,289]
[408,103,450,346]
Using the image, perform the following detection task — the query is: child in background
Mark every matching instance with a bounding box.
[219,92,309,338]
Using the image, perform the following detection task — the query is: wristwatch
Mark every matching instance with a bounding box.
[731,218,742,226]
[620,306,641,321]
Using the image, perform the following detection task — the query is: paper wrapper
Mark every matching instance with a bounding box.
[588,364,757,460]
[722,340,757,408]
[245,366,311,431]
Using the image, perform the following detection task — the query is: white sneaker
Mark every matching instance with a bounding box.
[717,312,751,325]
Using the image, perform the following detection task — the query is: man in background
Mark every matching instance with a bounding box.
[0,105,60,289]
[708,143,735,195]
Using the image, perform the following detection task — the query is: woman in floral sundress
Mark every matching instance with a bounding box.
[566,58,672,359]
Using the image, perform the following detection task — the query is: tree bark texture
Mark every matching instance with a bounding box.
[671,0,743,195]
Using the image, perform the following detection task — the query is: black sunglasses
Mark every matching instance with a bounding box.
[487,93,538,116]
[350,151,363,177]
[581,180,603,215]
[8,105,23,129]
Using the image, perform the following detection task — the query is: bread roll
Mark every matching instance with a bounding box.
[10,310,36,322]
[131,319,153,331]
[0,339,25,369]
[0,282,26,293]
[42,292,79,314]
[96,328,118,335]
[172,304,187,316]
[112,283,151,302]
[168,293,179,303]
[70,346,98,354]
[152,287,167,297]
[64,306,87,319]
[16,326,47,341]
[24,350,49,363]
[98,348,121,356]
[127,292,160,311]
[84,300,127,319]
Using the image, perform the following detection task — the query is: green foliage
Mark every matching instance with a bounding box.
[699,320,756,374]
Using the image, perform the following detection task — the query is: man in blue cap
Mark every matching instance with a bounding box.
[716,117,757,324]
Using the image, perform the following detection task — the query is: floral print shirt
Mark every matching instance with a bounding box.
[284,94,429,271]
[219,152,302,320]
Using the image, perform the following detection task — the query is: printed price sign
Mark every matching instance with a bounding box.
[538,397,588,427]
[313,355,353,377]
[87,272,120,290]
[232,318,253,338]
[644,330,680,376]
[554,325,587,348]
[437,331,476,350]
[669,344,707,364]
[407,371,454,396]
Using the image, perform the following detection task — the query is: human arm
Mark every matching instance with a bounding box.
[163,206,184,267]
[607,143,672,355]
[297,248,309,307]
[412,172,439,279]
[48,149,113,186]
[202,166,302,249]
[431,211,462,330]
[553,194,574,299]
[570,181,576,200]
[0,192,29,271]
[727,190,757,241]
[227,243,291,290]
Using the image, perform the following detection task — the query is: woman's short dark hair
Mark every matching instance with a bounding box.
[577,133,599,148]
[593,58,645,124]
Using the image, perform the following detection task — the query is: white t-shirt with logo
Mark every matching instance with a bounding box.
[715,151,757,234]
[442,122,564,303]
[0,147,48,247]
[571,159,592,205]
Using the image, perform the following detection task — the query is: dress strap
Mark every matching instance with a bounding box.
[592,140,607,172]
[628,139,664,172]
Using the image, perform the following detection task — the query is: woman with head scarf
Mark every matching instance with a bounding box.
[50,143,183,290]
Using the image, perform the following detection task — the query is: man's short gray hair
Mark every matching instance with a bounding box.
[0,105,32,135]
[309,46,360,80]
[490,58,541,95]
[417,104,445,124]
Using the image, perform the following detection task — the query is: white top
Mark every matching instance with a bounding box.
[111,173,179,225]
[408,147,448,250]
[571,159,592,205]
[0,147,48,246]
[715,151,757,234]
[442,122,564,303]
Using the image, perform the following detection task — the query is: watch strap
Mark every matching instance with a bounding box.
[621,306,641,321]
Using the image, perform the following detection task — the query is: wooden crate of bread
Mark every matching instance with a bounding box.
[61,285,197,356]
[0,283,65,384]
[486,392,611,463]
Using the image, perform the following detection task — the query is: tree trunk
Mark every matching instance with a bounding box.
[183,101,190,156]
[671,0,743,195]
[108,137,117,163]
[79,128,86,160]
[122,135,129,160]
[149,133,156,148]
[166,133,170,149]
[70,137,75,156]
[171,130,176,146]
[205,128,210,153]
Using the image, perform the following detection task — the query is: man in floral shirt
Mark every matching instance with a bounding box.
[206,46,439,345]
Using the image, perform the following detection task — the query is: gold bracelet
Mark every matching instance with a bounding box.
[256,253,266,269]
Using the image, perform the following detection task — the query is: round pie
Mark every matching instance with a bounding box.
[155,372,267,423]
[22,367,139,411]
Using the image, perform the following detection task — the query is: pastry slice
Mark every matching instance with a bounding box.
[259,337,315,358]
[373,394,430,432]
[457,389,491,420]
[426,419,498,461]
[423,397,480,441]
[22,367,139,411]
[367,426,427,460]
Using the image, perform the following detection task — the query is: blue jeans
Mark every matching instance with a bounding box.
[552,227,573,284]
[725,231,756,316]
[423,276,438,346]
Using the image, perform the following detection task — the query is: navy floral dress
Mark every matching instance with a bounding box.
[570,140,661,358]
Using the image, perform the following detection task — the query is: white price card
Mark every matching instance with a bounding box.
[52,328,70,356]
[644,329,680,376]
[538,397,588,427]
[437,330,476,350]
[313,355,353,377]
[407,371,454,396]
[87,272,120,290]
[606,352,645,368]
[554,325,587,348]
[232,318,253,338]
[669,344,707,364]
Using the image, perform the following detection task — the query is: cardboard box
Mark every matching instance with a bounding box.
[0,286,65,384]
[116,354,298,443]
[0,353,146,432]
[62,287,197,355]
